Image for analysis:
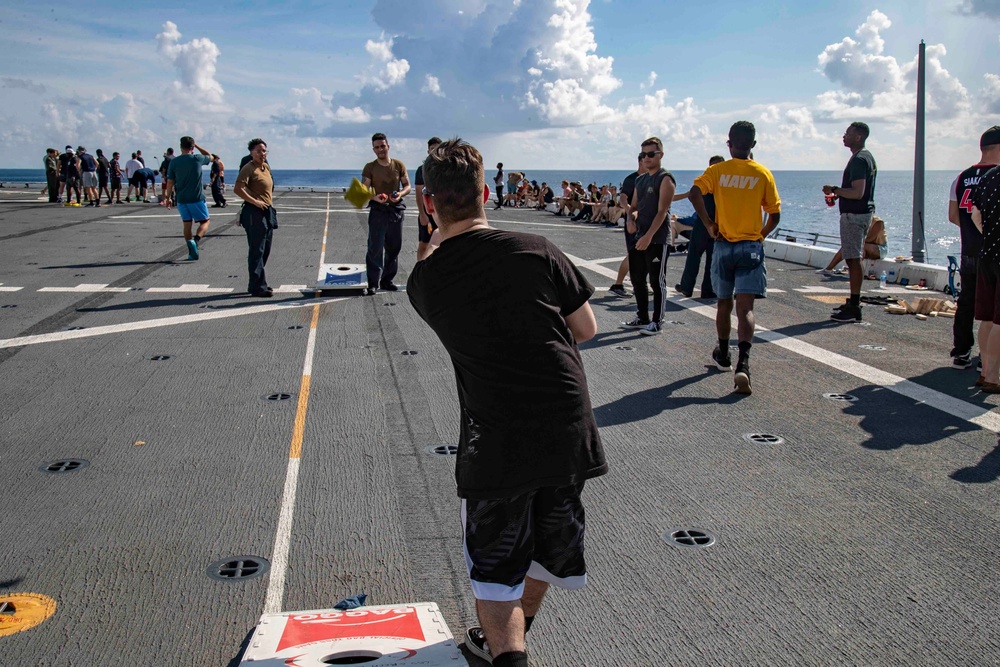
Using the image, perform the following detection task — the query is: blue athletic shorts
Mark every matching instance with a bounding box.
[712,239,767,298]
[177,200,210,222]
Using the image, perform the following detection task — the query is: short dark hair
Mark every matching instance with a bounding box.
[641,137,663,152]
[728,121,756,151]
[113,152,119,157]
[849,121,870,141]
[422,138,484,224]
[248,138,266,151]
[709,155,725,165]
[981,125,1000,149]
[497,162,503,168]
[428,136,442,147]
[131,152,137,159]
[180,136,194,150]
[372,132,387,144]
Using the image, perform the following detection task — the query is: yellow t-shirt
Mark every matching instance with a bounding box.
[693,159,781,242]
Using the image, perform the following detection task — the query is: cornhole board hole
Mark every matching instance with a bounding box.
[238,602,467,666]
[316,263,367,292]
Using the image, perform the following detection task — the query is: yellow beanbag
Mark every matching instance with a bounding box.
[344,178,374,209]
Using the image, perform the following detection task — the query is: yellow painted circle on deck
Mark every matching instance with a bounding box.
[0,593,57,636]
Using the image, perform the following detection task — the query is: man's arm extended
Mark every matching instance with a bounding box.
[689,186,716,238]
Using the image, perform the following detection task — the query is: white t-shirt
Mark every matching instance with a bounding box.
[125,159,143,179]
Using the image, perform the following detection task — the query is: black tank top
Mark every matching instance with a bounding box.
[635,168,675,244]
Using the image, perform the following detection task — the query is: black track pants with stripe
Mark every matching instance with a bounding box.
[628,243,669,324]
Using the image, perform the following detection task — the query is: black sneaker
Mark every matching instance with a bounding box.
[734,358,752,394]
[608,284,629,297]
[830,304,862,322]
[621,317,650,330]
[712,347,733,371]
[674,284,693,298]
[465,627,492,663]
[832,299,850,312]
[379,282,399,291]
[952,353,973,369]
[364,287,376,296]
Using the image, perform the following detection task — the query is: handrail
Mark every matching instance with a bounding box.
[768,227,841,249]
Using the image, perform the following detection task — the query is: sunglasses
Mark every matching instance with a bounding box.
[638,151,661,159]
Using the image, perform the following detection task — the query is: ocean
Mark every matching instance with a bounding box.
[1,168,961,265]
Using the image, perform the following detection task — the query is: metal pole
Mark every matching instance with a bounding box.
[911,40,926,263]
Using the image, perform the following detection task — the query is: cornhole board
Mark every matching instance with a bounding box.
[316,263,367,292]
[238,602,467,666]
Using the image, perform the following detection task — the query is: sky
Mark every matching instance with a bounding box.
[1,0,998,171]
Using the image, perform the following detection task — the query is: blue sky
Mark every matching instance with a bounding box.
[1,0,998,171]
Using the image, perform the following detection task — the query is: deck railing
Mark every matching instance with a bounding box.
[768,227,841,249]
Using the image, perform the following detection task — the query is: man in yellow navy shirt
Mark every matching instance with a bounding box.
[690,121,781,395]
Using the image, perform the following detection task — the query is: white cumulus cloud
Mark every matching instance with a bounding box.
[156,21,226,111]
[421,74,444,97]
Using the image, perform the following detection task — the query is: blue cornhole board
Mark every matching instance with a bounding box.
[317,263,366,292]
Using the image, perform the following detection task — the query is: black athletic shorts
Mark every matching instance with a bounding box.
[418,214,438,243]
[975,260,1000,324]
[462,482,588,601]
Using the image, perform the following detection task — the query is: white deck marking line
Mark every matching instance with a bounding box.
[38,283,131,293]
[145,284,234,293]
[264,193,333,614]
[317,193,330,283]
[565,253,1000,434]
[0,284,24,292]
[0,295,348,350]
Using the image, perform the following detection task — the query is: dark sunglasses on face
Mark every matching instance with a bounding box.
[638,151,661,159]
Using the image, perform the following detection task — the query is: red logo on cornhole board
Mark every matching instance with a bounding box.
[277,607,425,652]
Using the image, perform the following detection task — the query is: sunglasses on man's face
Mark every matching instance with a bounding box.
[638,151,661,159]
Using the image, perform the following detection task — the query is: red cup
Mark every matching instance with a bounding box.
[824,194,836,207]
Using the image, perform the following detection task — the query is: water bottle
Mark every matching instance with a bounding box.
[879,271,887,289]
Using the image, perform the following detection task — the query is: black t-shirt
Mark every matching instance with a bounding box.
[954,164,996,257]
[97,155,110,176]
[413,165,435,223]
[839,149,877,214]
[407,228,607,499]
[973,166,1000,263]
[620,171,638,205]
[634,169,676,244]
[160,156,172,176]
[61,152,79,178]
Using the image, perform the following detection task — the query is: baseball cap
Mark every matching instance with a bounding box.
[982,126,1000,149]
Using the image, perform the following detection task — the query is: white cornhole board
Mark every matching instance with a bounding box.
[239,602,467,666]
[317,263,367,291]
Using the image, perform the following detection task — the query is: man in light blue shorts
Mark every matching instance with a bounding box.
[690,121,781,395]
[163,136,216,261]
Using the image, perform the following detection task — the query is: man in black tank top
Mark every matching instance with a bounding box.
[621,137,676,336]
[953,126,1000,371]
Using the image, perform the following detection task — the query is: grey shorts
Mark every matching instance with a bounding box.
[840,212,872,260]
[81,172,98,189]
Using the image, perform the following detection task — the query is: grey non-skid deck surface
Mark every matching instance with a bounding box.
[0,190,998,666]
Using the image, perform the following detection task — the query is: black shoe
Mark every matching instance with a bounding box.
[832,298,851,312]
[250,290,273,298]
[700,292,717,299]
[364,287,376,296]
[379,282,399,291]
[953,352,973,369]
[712,347,733,372]
[734,358,752,394]
[465,627,491,663]
[674,283,693,298]
[830,304,862,322]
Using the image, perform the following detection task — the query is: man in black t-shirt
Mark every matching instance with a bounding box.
[824,121,877,322]
[408,139,606,667]
[413,136,442,261]
[96,149,111,204]
[970,134,1000,391]
[622,137,676,335]
[949,126,1000,369]
[608,156,642,297]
